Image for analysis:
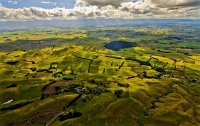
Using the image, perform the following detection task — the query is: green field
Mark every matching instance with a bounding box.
[0,23,200,126]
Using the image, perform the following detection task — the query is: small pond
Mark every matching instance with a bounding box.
[104,41,137,51]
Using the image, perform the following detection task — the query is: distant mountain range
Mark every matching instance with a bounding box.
[0,19,200,30]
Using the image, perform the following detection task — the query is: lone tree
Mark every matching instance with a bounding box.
[103,68,106,74]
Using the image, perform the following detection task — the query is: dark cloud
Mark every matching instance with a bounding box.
[175,1,200,7]
[151,0,200,8]
[76,0,126,7]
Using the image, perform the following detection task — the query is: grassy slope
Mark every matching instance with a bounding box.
[0,27,200,126]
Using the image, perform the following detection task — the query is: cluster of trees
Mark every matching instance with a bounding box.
[5,60,18,65]
[125,57,152,67]
[37,69,48,72]
[117,83,129,88]
[127,75,138,79]
[105,55,122,59]
[6,84,17,88]
[75,86,110,95]
[140,71,163,79]
[30,67,36,72]
[177,50,191,56]
[155,68,165,73]
[114,89,123,98]
[0,101,33,111]
[46,80,112,99]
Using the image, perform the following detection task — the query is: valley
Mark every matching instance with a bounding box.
[0,21,200,126]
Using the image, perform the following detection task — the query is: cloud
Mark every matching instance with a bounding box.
[75,0,126,7]
[41,1,57,6]
[151,0,200,7]
[0,0,200,21]
[76,0,200,8]
[0,5,107,20]
[8,0,18,4]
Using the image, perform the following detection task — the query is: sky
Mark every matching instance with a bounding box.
[0,0,200,21]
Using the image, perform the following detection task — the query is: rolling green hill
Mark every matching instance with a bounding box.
[0,26,200,126]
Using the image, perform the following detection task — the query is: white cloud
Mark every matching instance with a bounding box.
[8,0,18,4]
[0,0,200,21]
[41,1,57,6]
